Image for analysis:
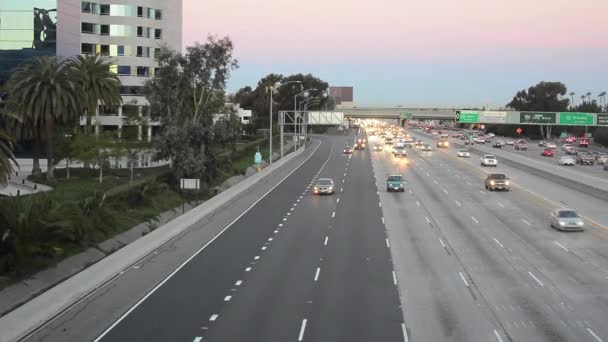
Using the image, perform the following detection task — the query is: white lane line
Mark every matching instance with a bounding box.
[439,238,446,248]
[401,323,409,342]
[314,267,321,282]
[493,329,504,342]
[298,319,308,341]
[465,181,472,185]
[454,200,462,207]
[337,198,340,203]
[261,246,267,250]
[193,337,203,342]
[416,201,421,207]
[332,211,335,218]
[209,314,218,321]
[521,219,531,226]
[554,241,569,252]
[425,216,431,224]
[497,202,505,208]
[381,217,385,224]
[341,188,343,192]
[528,272,544,287]
[324,236,328,246]
[274,230,278,234]
[224,295,232,301]
[459,272,469,287]
[479,190,486,194]
[245,267,251,272]
[426,172,430,177]
[279,223,283,227]
[254,256,260,260]
[386,238,390,248]
[443,189,449,195]
[344,173,346,176]
[379,202,382,207]
[268,237,273,242]
[471,216,479,224]
[392,271,398,285]
[433,180,439,185]
[342,179,345,183]
[287,213,291,216]
[290,207,295,211]
[283,218,287,221]
[235,280,243,286]
[408,189,413,194]
[493,238,505,249]
[587,328,604,342]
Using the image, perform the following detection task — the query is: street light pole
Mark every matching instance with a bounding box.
[294,88,317,152]
[269,80,301,165]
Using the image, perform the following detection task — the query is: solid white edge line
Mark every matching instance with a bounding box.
[298,319,308,341]
[493,238,505,249]
[392,271,398,285]
[332,211,335,218]
[493,329,504,342]
[314,267,321,282]
[554,241,569,252]
[425,216,430,224]
[459,272,469,287]
[521,218,531,226]
[381,217,385,224]
[587,328,604,342]
[528,271,544,287]
[472,216,479,224]
[401,323,409,342]
[324,236,328,246]
[386,238,390,248]
[193,337,203,342]
[439,238,446,248]
[209,314,218,321]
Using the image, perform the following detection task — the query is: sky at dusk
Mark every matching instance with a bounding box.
[183,0,608,107]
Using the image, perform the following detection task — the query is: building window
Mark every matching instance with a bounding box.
[100,24,110,36]
[81,43,95,55]
[81,22,95,34]
[99,4,110,15]
[147,8,154,18]
[120,86,144,95]
[136,46,143,57]
[154,67,160,76]
[81,2,92,13]
[155,9,162,20]
[137,6,143,17]
[99,45,110,56]
[137,26,143,37]
[117,66,131,76]
[154,29,162,39]
[137,66,149,77]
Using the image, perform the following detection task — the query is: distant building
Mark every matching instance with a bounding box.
[213,103,252,125]
[330,86,354,108]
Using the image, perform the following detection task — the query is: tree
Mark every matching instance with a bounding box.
[52,126,76,179]
[0,131,17,188]
[569,92,576,108]
[66,55,122,137]
[5,56,81,181]
[598,91,607,111]
[233,86,255,110]
[572,100,602,113]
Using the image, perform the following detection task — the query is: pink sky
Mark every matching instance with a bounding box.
[183,0,608,65]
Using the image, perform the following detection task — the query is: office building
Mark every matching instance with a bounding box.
[330,86,354,108]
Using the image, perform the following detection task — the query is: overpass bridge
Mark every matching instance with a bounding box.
[338,107,456,120]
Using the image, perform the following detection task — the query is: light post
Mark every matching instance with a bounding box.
[298,97,319,149]
[293,88,317,151]
[269,80,301,165]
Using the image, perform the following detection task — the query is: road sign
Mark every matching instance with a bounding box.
[597,114,608,126]
[400,112,413,119]
[254,152,262,164]
[520,112,556,124]
[560,132,568,139]
[456,111,479,123]
[559,112,594,125]
[516,127,522,134]
[480,111,506,123]
[180,179,200,190]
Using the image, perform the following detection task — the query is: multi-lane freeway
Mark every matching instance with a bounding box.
[20,126,608,342]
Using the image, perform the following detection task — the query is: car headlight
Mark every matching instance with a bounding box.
[328,186,333,191]
[490,180,495,185]
[559,221,565,226]
[314,187,318,192]
[505,181,510,186]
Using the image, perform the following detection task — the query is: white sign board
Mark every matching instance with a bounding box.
[480,111,507,123]
[308,111,344,125]
[180,178,200,190]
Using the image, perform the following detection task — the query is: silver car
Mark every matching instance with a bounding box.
[550,209,584,231]
[313,178,335,195]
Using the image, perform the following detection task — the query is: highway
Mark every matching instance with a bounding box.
[20,128,608,342]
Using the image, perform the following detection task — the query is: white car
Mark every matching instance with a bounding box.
[457,149,470,158]
[505,140,515,145]
[558,156,575,166]
[481,154,498,167]
[561,144,572,151]
[546,142,557,149]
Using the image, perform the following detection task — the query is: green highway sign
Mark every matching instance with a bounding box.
[560,132,568,139]
[597,114,608,126]
[559,112,594,125]
[520,112,556,124]
[456,111,479,123]
[400,112,413,119]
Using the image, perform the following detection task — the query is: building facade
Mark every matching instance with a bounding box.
[0,0,182,141]
[329,86,354,108]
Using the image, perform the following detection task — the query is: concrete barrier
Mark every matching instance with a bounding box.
[0,145,312,342]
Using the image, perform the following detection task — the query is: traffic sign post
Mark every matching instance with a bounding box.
[254,146,262,172]
[516,127,522,135]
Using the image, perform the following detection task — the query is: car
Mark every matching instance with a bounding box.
[604,164,608,171]
[436,139,450,148]
[457,149,470,158]
[313,178,335,195]
[546,142,557,149]
[440,133,449,138]
[576,153,595,165]
[538,141,547,147]
[550,209,584,231]
[385,137,393,145]
[565,148,578,155]
[354,138,366,150]
[373,145,383,152]
[596,154,608,165]
[473,138,485,144]
[561,144,572,151]
[481,154,498,167]
[393,145,407,157]
[505,140,515,145]
[579,138,589,147]
[386,175,405,192]
[514,143,528,151]
[541,148,555,157]
[565,136,576,143]
[492,141,503,148]
[485,173,510,191]
[343,146,353,154]
[517,139,526,144]
[558,156,575,166]
[421,144,432,151]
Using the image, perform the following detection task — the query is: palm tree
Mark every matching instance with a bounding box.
[586,92,592,104]
[569,92,575,108]
[6,56,81,180]
[599,91,607,112]
[0,130,17,188]
[66,55,122,137]
[581,95,586,104]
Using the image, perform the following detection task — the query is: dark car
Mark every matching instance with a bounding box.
[343,146,353,154]
[515,143,528,151]
[538,141,547,147]
[354,138,366,150]
[576,154,595,165]
[485,173,510,191]
[604,164,608,171]
[492,141,502,148]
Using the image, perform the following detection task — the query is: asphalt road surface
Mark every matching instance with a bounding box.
[20,129,608,342]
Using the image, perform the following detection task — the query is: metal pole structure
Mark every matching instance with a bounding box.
[294,89,317,151]
[280,111,284,158]
[269,87,273,165]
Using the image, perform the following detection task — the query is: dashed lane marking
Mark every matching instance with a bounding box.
[298,319,308,341]
[224,295,232,301]
[459,272,469,287]
[528,271,544,287]
[554,241,569,252]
